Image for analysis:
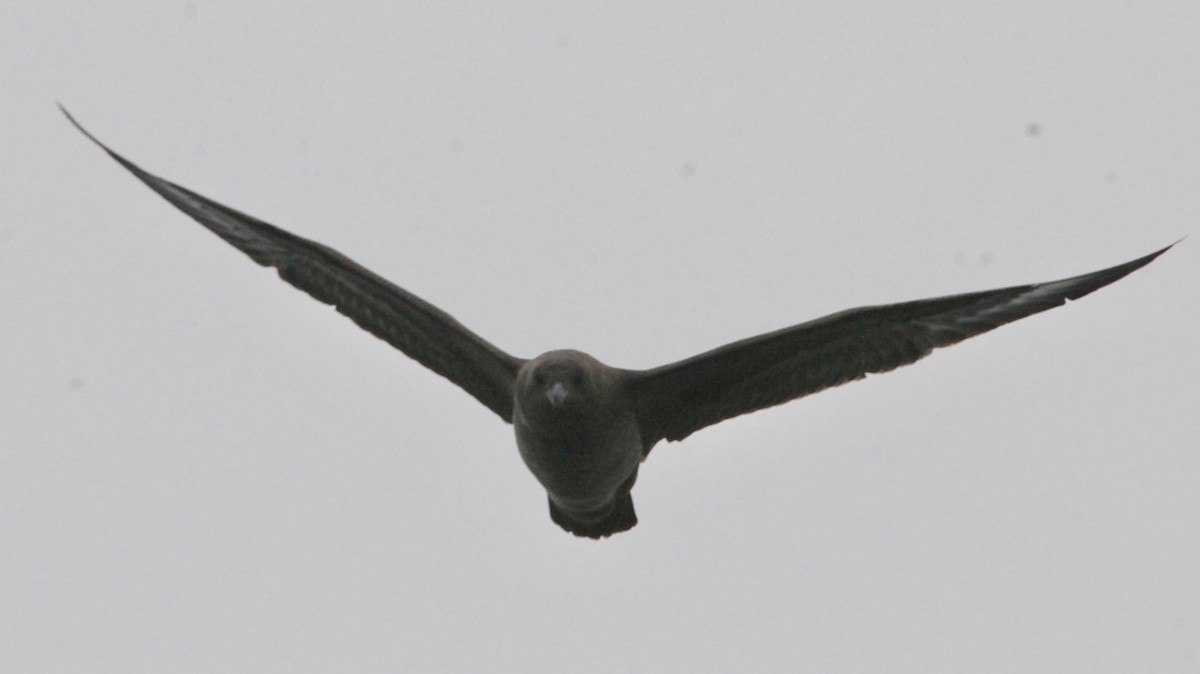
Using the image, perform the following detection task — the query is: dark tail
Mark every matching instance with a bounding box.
[549,493,638,539]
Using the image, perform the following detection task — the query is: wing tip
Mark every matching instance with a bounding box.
[59,103,102,148]
[59,103,145,174]
[1113,239,1179,272]
[1113,238,1179,278]
[1059,240,1179,302]
[1147,237,1182,261]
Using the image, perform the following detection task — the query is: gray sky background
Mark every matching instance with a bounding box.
[3,2,1198,672]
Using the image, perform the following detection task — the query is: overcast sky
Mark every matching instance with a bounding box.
[3,2,1198,672]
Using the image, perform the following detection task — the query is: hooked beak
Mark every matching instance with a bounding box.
[546,381,568,408]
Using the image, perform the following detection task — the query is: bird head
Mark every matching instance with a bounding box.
[515,350,606,423]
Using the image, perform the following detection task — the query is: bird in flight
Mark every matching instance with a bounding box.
[63,106,1172,539]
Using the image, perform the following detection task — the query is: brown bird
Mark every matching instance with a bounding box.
[62,106,1173,538]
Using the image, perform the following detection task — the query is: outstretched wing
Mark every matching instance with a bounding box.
[64,106,524,422]
[630,245,1172,452]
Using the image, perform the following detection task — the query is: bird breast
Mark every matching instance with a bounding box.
[513,412,642,503]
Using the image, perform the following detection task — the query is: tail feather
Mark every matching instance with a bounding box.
[549,493,638,539]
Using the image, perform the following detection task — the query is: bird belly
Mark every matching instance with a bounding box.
[514,416,641,509]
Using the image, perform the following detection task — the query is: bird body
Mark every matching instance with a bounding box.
[63,106,1174,539]
[513,350,643,536]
